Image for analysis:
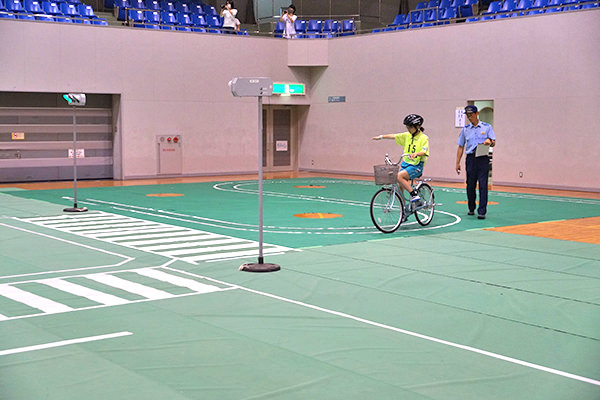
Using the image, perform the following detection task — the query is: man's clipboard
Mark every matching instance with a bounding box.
[475,144,490,157]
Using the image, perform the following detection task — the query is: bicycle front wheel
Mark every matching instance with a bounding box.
[415,183,435,226]
[370,187,404,233]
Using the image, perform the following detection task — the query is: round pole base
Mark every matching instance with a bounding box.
[239,262,281,273]
[64,207,88,213]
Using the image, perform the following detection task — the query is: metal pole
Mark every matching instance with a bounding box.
[257,95,264,264]
[72,106,78,208]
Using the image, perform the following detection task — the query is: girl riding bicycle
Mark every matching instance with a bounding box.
[372,114,430,202]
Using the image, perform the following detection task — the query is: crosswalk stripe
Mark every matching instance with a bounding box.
[160,242,259,257]
[139,237,243,252]
[0,285,73,313]
[64,222,160,232]
[0,313,8,321]
[182,247,286,263]
[41,216,130,226]
[46,218,143,229]
[91,227,188,239]
[121,233,217,247]
[85,274,173,300]
[134,269,220,293]
[39,278,129,306]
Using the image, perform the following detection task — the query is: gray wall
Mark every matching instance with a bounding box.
[1,10,599,190]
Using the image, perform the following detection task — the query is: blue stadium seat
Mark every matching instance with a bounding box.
[192,26,206,32]
[130,0,145,10]
[323,19,339,34]
[459,4,475,16]
[416,1,428,8]
[450,0,466,6]
[483,0,502,13]
[438,0,452,8]
[73,16,91,23]
[54,15,73,22]
[464,0,478,5]
[205,14,222,31]
[528,8,545,13]
[35,13,53,20]
[0,10,16,16]
[481,13,496,19]
[427,0,440,7]
[191,13,206,26]
[424,8,438,22]
[294,19,306,33]
[580,2,598,7]
[498,0,518,12]
[340,19,354,35]
[388,14,405,26]
[160,10,176,28]
[515,0,534,10]
[438,6,457,22]
[23,0,42,13]
[530,0,549,7]
[144,9,159,25]
[145,0,159,10]
[113,0,129,20]
[128,9,144,26]
[0,0,5,10]
[16,12,35,19]
[177,11,192,26]
[465,16,480,21]
[5,0,24,12]
[306,19,322,35]
[175,2,190,14]
[78,4,95,18]
[189,4,203,14]
[159,0,174,12]
[41,0,60,15]
[60,2,79,17]
[90,17,108,24]
[203,5,217,16]
[410,9,424,23]
[237,29,248,35]
[274,20,284,37]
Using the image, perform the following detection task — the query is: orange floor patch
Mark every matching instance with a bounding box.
[487,217,600,244]
[294,213,342,219]
[146,193,184,197]
[294,185,326,189]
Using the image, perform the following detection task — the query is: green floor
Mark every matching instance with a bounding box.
[1,178,599,399]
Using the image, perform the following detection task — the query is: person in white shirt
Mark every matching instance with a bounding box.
[220,1,238,31]
[280,4,297,39]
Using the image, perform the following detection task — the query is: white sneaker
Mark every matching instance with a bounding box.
[410,194,421,202]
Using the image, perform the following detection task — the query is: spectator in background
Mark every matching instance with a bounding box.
[221,1,238,32]
[280,4,297,39]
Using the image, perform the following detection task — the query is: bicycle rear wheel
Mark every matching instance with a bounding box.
[415,183,435,226]
[370,187,404,233]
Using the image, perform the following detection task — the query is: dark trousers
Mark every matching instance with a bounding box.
[465,154,490,215]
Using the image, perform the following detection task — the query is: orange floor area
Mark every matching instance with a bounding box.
[487,217,600,245]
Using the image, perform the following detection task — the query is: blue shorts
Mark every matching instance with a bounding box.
[400,161,424,180]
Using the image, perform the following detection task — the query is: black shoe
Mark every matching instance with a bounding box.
[477,214,486,219]
[467,211,475,216]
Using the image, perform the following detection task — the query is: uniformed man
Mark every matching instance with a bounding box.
[456,105,496,219]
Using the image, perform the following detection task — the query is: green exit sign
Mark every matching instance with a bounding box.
[273,83,305,95]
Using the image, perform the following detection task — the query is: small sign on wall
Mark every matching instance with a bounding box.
[455,108,466,127]
[276,140,288,152]
[328,96,346,103]
[454,107,466,128]
[68,149,85,158]
[11,132,25,140]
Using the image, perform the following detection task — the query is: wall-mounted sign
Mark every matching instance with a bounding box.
[11,132,25,140]
[276,140,288,152]
[273,83,305,95]
[68,149,85,159]
[455,107,466,127]
[328,96,346,103]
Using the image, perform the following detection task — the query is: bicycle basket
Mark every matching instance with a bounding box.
[373,164,399,185]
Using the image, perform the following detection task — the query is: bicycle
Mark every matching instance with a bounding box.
[370,153,435,233]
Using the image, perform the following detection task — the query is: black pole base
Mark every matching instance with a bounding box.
[239,262,281,273]
[64,206,88,213]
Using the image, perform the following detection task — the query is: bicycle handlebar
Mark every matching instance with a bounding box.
[384,153,410,166]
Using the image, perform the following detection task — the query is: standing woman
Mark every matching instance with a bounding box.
[280,4,297,39]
